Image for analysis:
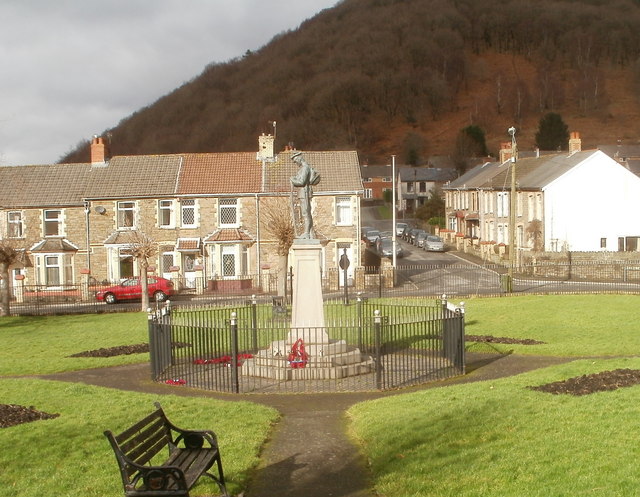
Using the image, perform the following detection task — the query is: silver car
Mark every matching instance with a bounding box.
[423,235,445,252]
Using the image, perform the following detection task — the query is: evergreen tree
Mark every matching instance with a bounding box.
[535,113,569,150]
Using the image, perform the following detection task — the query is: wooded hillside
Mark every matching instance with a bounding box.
[61,0,640,165]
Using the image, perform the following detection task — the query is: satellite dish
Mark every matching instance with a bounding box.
[94,206,106,215]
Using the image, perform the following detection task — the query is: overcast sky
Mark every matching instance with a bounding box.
[0,0,338,166]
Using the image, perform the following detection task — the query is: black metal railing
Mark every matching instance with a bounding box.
[148,298,465,393]
[7,260,640,315]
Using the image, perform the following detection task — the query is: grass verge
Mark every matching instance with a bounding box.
[348,357,640,497]
[1,378,278,497]
[0,313,149,376]
[462,294,640,356]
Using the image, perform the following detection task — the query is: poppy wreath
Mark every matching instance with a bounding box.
[287,338,309,369]
[165,378,186,385]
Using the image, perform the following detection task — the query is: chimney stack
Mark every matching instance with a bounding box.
[90,135,110,164]
[257,133,275,161]
[569,131,582,154]
[499,142,513,164]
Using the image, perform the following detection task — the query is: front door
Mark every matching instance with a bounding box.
[221,245,238,279]
[182,253,196,288]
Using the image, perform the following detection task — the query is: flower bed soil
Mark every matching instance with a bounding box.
[0,404,59,428]
[467,335,545,345]
[530,368,640,396]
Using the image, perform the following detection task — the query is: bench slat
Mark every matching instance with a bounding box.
[164,449,217,489]
[115,410,164,444]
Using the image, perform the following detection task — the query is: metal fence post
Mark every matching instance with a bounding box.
[374,309,382,390]
[230,311,239,393]
[251,294,258,352]
[356,293,363,350]
[147,310,157,380]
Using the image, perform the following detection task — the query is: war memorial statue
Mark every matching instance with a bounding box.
[290,151,321,239]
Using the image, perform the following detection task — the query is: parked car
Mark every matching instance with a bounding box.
[414,231,429,248]
[361,226,374,240]
[404,228,418,242]
[377,237,404,258]
[423,235,445,252]
[395,222,408,236]
[364,229,381,246]
[410,229,426,245]
[95,277,174,304]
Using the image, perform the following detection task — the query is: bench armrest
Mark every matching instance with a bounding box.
[154,402,220,450]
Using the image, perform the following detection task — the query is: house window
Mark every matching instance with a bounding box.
[407,182,415,193]
[36,254,72,286]
[44,210,62,236]
[364,188,373,199]
[363,177,372,183]
[117,201,135,229]
[497,192,509,218]
[335,197,352,226]
[158,200,173,227]
[119,248,134,278]
[7,211,23,238]
[219,198,238,227]
[600,237,607,249]
[382,177,392,182]
[419,182,427,193]
[181,199,196,227]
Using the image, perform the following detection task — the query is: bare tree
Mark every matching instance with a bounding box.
[0,239,21,317]
[526,219,544,252]
[262,198,295,297]
[126,229,158,311]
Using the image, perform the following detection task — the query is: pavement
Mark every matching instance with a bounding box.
[42,351,573,497]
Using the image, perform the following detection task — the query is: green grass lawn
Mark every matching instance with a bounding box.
[1,378,278,497]
[348,357,640,497]
[2,295,640,497]
[347,294,640,497]
[0,313,150,375]
[462,294,640,356]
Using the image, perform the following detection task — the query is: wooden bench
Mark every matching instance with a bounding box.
[104,402,228,497]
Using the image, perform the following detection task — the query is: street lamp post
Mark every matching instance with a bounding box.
[508,127,517,288]
[392,155,397,268]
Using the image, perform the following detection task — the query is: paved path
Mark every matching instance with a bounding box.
[43,353,573,497]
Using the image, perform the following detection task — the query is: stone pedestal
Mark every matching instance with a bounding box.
[241,238,374,382]
[289,239,326,328]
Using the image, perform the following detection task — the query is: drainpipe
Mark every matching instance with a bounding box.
[84,201,91,272]
[255,194,261,285]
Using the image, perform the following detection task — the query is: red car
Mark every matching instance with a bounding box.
[96,277,174,304]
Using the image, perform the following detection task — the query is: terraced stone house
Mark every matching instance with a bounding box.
[0,135,364,293]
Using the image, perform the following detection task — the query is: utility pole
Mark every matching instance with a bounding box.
[507,126,517,289]
[392,155,397,268]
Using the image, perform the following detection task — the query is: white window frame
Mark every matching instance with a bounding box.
[7,211,24,238]
[35,253,73,287]
[158,200,174,228]
[43,209,63,237]
[497,192,509,218]
[219,198,239,228]
[181,199,197,228]
[335,196,353,226]
[363,188,373,199]
[117,201,136,230]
